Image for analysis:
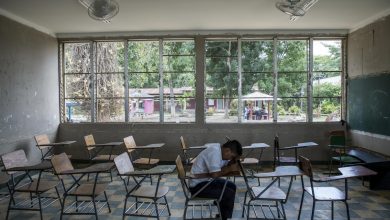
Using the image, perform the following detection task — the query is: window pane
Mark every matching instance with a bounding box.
[277,98,307,122]
[205,40,238,123]
[129,97,160,123]
[277,40,308,72]
[313,97,341,122]
[96,74,125,98]
[277,40,308,122]
[65,74,90,98]
[313,72,342,122]
[163,40,196,123]
[128,40,160,122]
[97,98,125,122]
[242,40,273,73]
[128,41,159,72]
[64,43,91,73]
[96,42,124,73]
[313,40,342,71]
[242,40,274,123]
[205,98,238,123]
[278,72,307,97]
[313,39,342,122]
[65,99,91,122]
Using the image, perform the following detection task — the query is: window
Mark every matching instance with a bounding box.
[205,39,238,123]
[64,42,92,123]
[241,39,274,122]
[277,40,308,122]
[128,40,160,122]
[61,36,344,124]
[312,40,342,122]
[96,41,125,122]
[163,40,196,123]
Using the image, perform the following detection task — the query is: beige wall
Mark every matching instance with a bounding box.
[347,14,390,156]
[0,16,59,162]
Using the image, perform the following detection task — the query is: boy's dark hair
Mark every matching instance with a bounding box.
[222,140,243,156]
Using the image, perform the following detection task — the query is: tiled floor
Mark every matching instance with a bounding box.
[0,165,389,220]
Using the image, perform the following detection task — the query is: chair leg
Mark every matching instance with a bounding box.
[183,200,188,220]
[311,200,316,220]
[242,191,248,217]
[75,195,79,212]
[92,196,98,220]
[344,201,350,220]
[246,200,251,220]
[298,191,305,220]
[104,191,111,212]
[154,199,160,220]
[38,194,43,220]
[55,186,63,208]
[163,196,171,215]
[60,195,66,220]
[280,201,287,220]
[122,195,128,220]
[331,201,334,220]
[5,191,12,220]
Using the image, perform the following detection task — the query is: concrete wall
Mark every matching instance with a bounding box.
[0,16,59,162]
[58,122,343,162]
[347,14,390,156]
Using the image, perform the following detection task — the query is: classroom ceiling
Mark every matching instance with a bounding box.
[0,0,390,36]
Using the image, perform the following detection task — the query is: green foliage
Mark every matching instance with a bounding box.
[229,109,238,116]
[321,100,339,114]
[288,105,300,115]
[277,105,286,115]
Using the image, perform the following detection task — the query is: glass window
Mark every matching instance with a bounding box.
[277,40,308,122]
[96,42,125,122]
[205,40,238,123]
[313,40,342,122]
[64,42,91,122]
[128,40,160,122]
[163,40,196,123]
[241,40,274,123]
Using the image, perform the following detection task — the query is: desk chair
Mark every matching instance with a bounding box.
[327,131,361,175]
[176,155,224,220]
[180,136,197,166]
[51,153,112,220]
[84,134,118,161]
[2,150,61,220]
[239,160,287,220]
[34,134,54,160]
[124,136,160,168]
[298,156,350,220]
[114,152,171,219]
[84,134,117,181]
[273,135,297,168]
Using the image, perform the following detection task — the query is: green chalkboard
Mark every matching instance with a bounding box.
[348,74,390,136]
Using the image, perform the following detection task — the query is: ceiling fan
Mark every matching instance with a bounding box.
[276,0,318,20]
[79,0,119,23]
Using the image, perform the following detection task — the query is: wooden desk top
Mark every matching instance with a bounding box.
[254,166,304,178]
[122,165,176,176]
[92,142,124,147]
[282,142,319,150]
[5,160,52,172]
[243,143,270,149]
[338,165,377,178]
[37,140,76,147]
[60,162,115,175]
[132,143,165,149]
